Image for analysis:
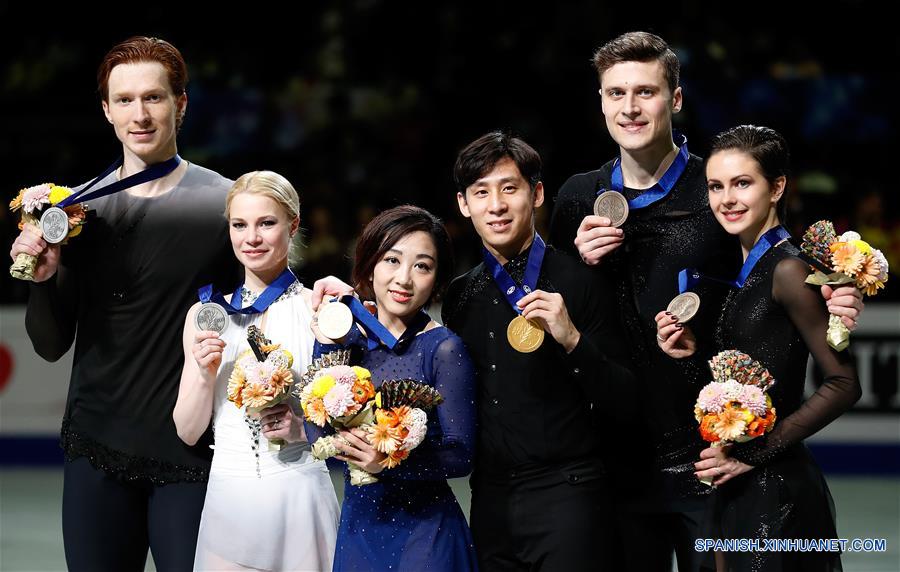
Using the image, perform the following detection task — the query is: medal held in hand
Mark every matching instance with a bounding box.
[666,291,700,323]
[506,314,545,353]
[195,302,229,335]
[483,233,548,353]
[592,191,629,227]
[317,299,354,340]
[39,206,71,244]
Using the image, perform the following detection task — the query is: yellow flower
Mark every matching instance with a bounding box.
[374,391,382,408]
[352,366,372,382]
[831,243,864,277]
[851,239,872,255]
[312,375,336,398]
[48,185,73,205]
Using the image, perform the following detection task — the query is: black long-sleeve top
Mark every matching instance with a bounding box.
[548,155,742,506]
[441,244,634,479]
[25,164,239,483]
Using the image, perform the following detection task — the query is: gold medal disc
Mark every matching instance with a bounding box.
[506,315,545,353]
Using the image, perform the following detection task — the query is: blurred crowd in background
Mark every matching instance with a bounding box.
[2,2,897,303]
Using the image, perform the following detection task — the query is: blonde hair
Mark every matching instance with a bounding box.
[225,170,302,265]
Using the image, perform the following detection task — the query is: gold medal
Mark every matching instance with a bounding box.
[506,315,544,353]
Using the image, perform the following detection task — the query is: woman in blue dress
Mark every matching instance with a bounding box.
[310,205,478,572]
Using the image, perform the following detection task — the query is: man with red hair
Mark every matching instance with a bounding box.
[10,36,237,570]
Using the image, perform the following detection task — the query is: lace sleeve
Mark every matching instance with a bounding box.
[730,257,861,466]
[387,333,476,480]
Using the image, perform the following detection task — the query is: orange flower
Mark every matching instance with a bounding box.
[368,423,401,454]
[305,399,327,426]
[699,414,720,443]
[379,447,410,469]
[392,406,411,423]
[855,255,886,296]
[375,409,400,427]
[242,383,271,409]
[9,191,23,211]
[268,369,293,396]
[831,243,865,277]
[351,379,375,404]
[227,369,245,408]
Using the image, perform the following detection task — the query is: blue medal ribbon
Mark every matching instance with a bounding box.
[677,225,791,292]
[56,155,182,208]
[732,225,791,288]
[198,268,297,315]
[598,132,690,210]
[331,296,431,351]
[482,233,546,315]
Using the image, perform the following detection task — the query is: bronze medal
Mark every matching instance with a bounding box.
[506,315,544,353]
[666,292,700,323]
[592,191,629,227]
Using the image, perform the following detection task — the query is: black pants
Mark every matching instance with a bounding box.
[615,502,706,572]
[62,456,208,572]
[471,459,613,571]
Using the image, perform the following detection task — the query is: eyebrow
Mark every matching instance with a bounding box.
[388,248,436,261]
[473,176,519,187]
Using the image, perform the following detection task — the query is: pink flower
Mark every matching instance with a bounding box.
[400,408,428,450]
[323,383,357,417]
[22,184,52,214]
[738,385,767,416]
[696,382,727,413]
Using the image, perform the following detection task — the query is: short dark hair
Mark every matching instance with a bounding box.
[592,31,680,95]
[709,125,791,221]
[352,205,454,306]
[453,131,542,194]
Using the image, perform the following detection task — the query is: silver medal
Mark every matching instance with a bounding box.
[195,302,229,334]
[40,206,70,244]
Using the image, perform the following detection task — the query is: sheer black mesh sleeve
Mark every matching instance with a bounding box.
[730,257,861,467]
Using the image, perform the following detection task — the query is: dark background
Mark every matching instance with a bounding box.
[2,1,897,301]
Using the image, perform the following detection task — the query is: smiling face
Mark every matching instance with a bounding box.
[371,231,438,322]
[706,149,785,245]
[457,157,544,262]
[102,61,185,164]
[599,60,681,155]
[228,192,298,278]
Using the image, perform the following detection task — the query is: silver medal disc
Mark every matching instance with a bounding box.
[317,301,353,340]
[40,206,70,244]
[195,302,229,334]
[666,292,700,323]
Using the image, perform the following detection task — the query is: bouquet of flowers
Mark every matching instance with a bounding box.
[695,350,777,485]
[227,326,295,453]
[297,352,442,486]
[801,220,889,351]
[9,183,87,281]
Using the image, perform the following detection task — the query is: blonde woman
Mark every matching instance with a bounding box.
[175,171,339,571]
